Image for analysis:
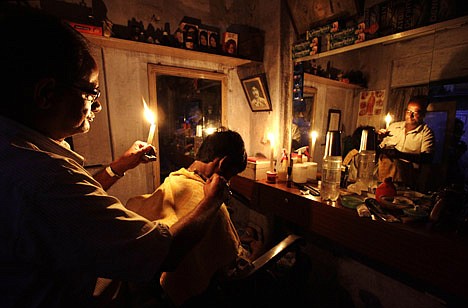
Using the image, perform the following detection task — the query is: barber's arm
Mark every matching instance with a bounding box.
[379,147,433,164]
[94,140,156,190]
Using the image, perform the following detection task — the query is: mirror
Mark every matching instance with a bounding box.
[292,87,315,152]
[148,64,227,186]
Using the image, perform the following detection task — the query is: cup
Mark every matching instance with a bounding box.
[266,171,277,183]
[303,162,318,181]
[292,164,308,184]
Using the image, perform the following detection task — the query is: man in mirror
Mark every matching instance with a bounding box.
[377,95,435,191]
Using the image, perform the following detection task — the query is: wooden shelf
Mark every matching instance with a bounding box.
[84,34,254,67]
[294,15,468,62]
[304,73,364,89]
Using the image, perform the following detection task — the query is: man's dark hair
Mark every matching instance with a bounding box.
[0,4,95,118]
[408,95,429,114]
[196,129,247,175]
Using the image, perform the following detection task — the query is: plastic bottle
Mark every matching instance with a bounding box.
[321,156,342,201]
[277,149,288,181]
[375,177,397,203]
[321,131,342,201]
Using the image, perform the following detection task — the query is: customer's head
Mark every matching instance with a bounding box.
[405,95,429,127]
[196,128,247,179]
[0,5,101,140]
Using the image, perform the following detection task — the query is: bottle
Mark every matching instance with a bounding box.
[277,149,288,181]
[375,177,396,203]
[321,131,342,201]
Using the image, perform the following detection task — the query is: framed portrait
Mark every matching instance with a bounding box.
[241,74,272,112]
[327,109,341,131]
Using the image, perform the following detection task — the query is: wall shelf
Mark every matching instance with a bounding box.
[294,15,468,63]
[84,34,254,67]
[304,73,364,90]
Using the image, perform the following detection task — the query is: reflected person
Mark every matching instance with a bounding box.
[377,95,435,190]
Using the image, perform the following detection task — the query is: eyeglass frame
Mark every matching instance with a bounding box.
[71,84,101,103]
[405,109,422,116]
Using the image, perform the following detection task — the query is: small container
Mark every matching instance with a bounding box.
[292,164,308,184]
[266,171,277,183]
[375,177,396,203]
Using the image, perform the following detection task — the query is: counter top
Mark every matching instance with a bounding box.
[230,176,468,304]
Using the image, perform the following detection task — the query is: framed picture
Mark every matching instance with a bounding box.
[327,109,341,131]
[241,74,272,112]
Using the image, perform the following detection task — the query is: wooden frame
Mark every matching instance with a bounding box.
[241,74,272,112]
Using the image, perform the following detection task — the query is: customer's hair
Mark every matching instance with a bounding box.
[0,4,95,117]
[196,129,247,175]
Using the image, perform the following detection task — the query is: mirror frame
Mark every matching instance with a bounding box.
[147,63,228,187]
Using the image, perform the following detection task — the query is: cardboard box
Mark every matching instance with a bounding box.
[67,21,102,36]
[238,159,270,181]
[198,24,220,53]
[222,32,238,55]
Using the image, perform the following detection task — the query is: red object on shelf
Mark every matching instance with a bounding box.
[375,177,396,203]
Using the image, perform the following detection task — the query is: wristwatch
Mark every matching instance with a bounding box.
[105,166,125,178]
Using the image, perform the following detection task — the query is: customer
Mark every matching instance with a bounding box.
[126,128,260,306]
[377,95,435,190]
[0,6,227,307]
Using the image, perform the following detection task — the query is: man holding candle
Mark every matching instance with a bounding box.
[0,6,228,307]
[377,95,435,190]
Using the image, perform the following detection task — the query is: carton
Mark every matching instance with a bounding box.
[238,159,270,181]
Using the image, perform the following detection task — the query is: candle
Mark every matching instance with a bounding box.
[268,132,275,171]
[385,113,392,130]
[143,97,157,144]
[309,130,318,162]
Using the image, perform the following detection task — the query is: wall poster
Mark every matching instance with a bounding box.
[357,90,386,129]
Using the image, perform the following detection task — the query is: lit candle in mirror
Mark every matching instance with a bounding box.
[385,113,392,130]
[143,97,156,144]
[267,132,275,171]
[309,130,318,162]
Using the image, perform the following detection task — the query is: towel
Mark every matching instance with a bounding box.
[126,168,246,306]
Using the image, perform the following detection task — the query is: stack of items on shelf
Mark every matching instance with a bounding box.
[292,0,468,58]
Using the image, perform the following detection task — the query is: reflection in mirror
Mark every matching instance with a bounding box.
[148,65,226,185]
[292,87,316,152]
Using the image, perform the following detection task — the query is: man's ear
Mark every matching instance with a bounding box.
[34,78,56,109]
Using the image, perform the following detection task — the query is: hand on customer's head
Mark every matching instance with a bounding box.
[203,173,228,205]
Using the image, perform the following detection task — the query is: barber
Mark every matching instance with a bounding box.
[0,6,227,307]
[377,95,435,190]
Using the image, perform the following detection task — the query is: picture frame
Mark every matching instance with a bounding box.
[327,109,341,131]
[241,74,272,112]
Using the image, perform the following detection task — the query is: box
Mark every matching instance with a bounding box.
[227,24,264,61]
[198,24,220,53]
[238,159,270,181]
[179,16,201,50]
[67,21,102,36]
[222,32,238,55]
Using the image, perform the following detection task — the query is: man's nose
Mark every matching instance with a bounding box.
[91,101,102,113]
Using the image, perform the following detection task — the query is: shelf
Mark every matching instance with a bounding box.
[84,34,254,67]
[294,15,468,62]
[304,73,363,90]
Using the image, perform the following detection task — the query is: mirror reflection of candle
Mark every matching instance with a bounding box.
[268,132,275,171]
[143,97,156,144]
[309,130,318,162]
[385,113,392,130]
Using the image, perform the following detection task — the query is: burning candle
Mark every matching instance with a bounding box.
[268,132,275,171]
[143,97,156,144]
[385,113,392,130]
[309,130,318,162]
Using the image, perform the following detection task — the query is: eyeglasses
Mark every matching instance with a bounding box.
[405,109,421,116]
[72,84,101,103]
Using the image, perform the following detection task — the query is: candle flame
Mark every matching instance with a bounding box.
[385,113,392,124]
[310,130,318,143]
[267,132,275,148]
[143,97,156,125]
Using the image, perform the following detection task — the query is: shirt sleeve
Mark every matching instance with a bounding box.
[420,124,436,154]
[21,157,171,282]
